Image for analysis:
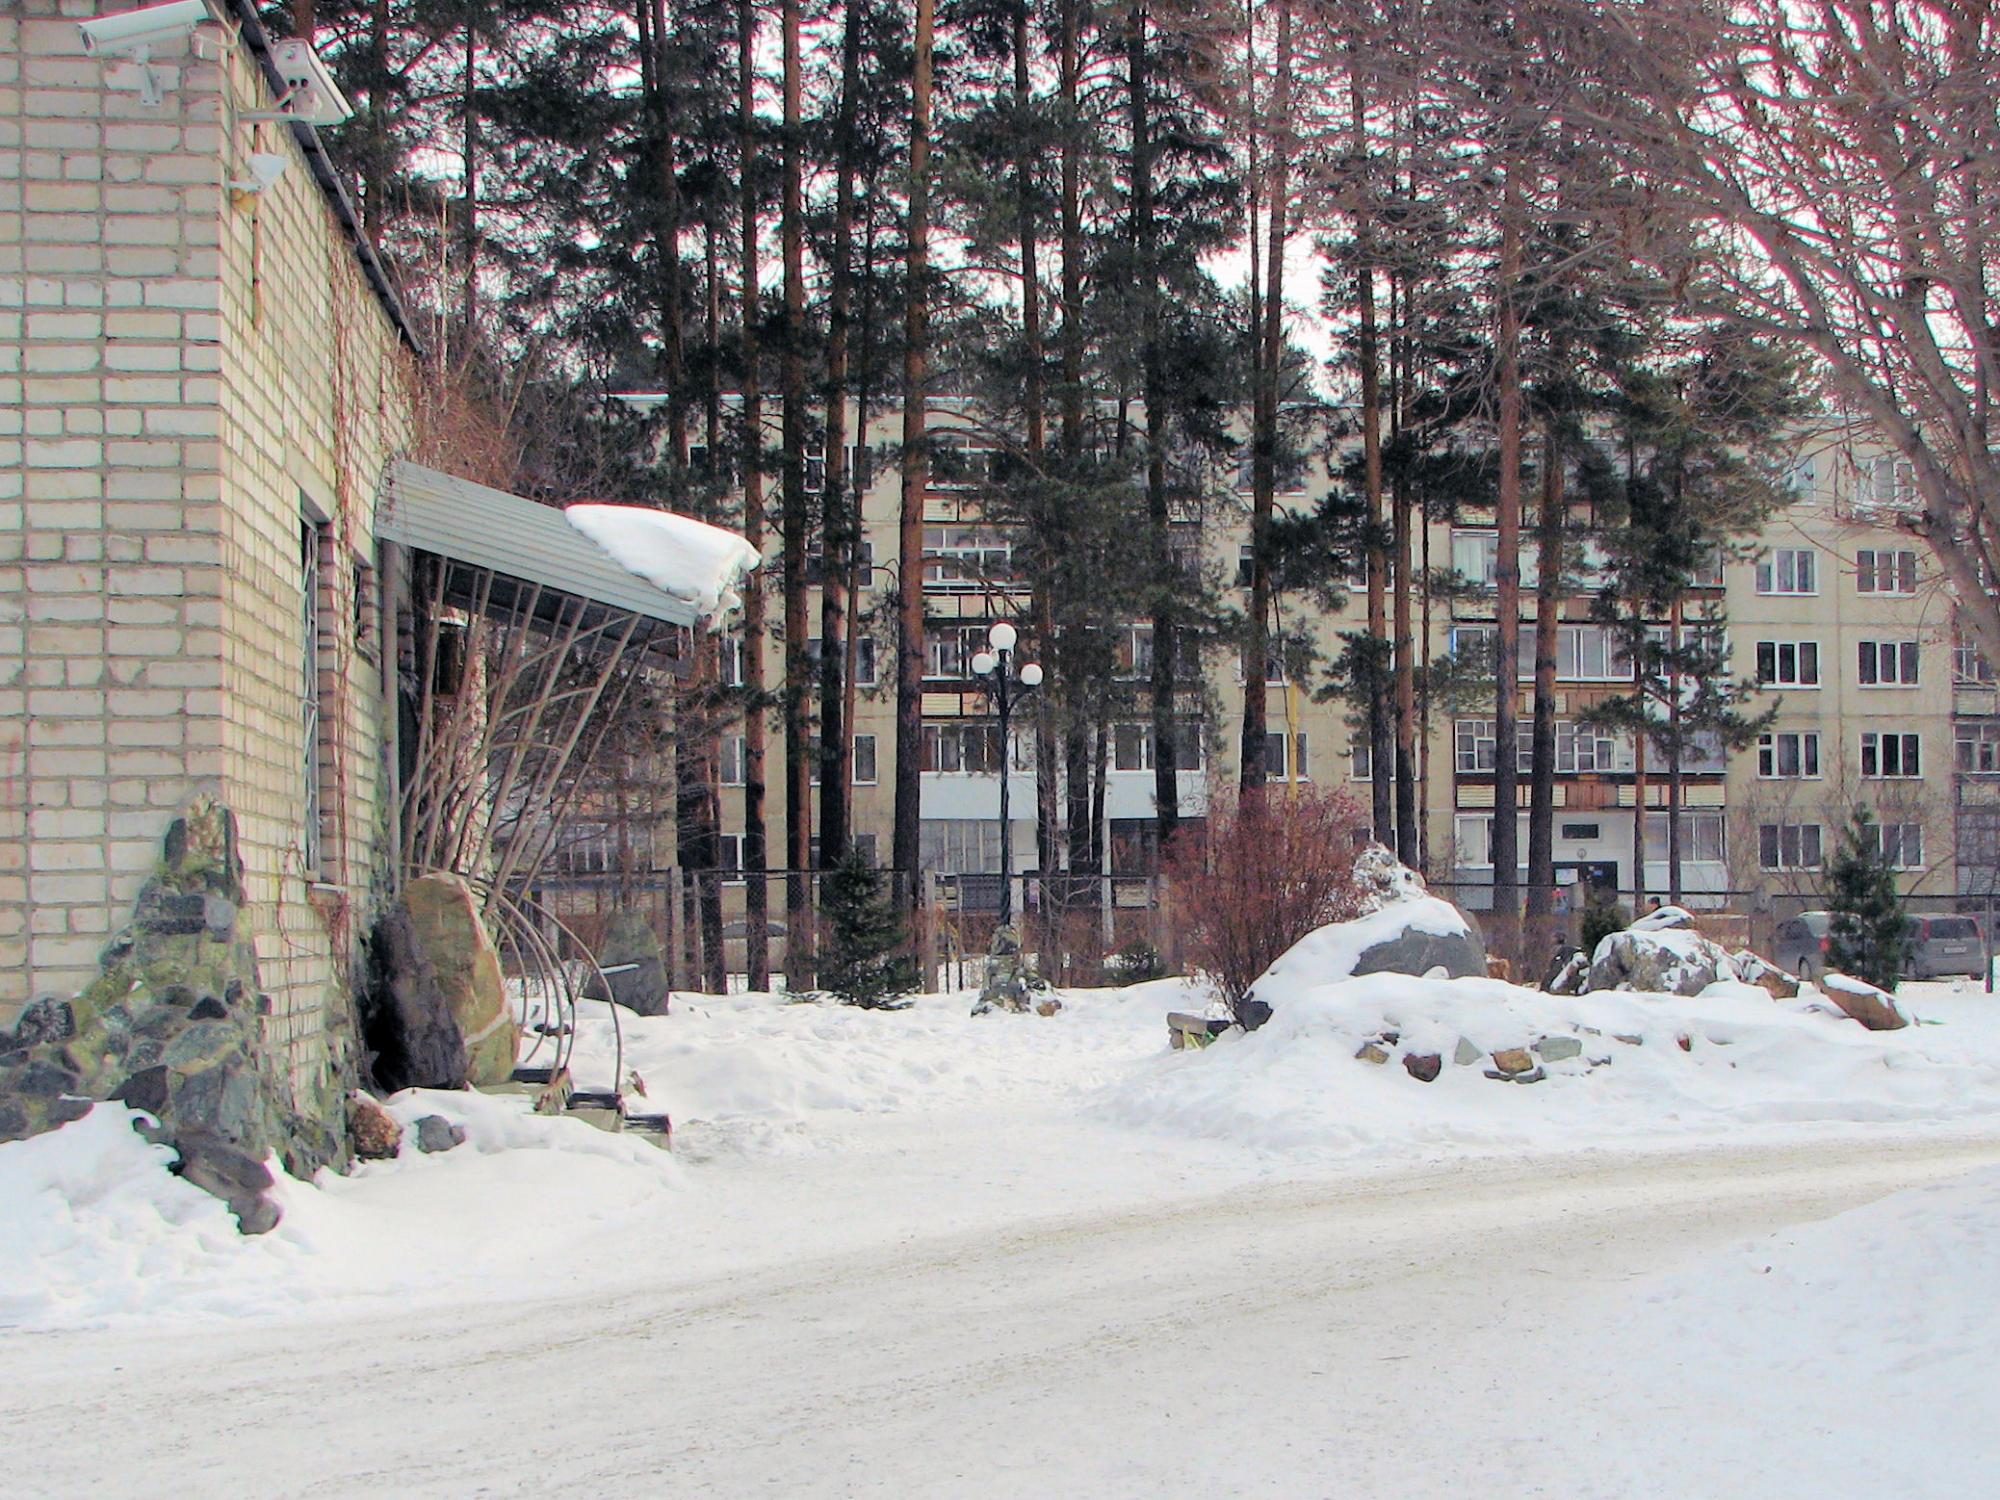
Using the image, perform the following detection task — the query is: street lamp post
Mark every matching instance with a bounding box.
[969,620,1042,926]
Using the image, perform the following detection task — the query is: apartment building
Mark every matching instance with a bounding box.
[689,400,1971,916]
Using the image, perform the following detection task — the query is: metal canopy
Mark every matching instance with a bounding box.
[378,460,705,628]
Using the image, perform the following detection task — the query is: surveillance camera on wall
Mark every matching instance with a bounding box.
[77,0,225,60]
[230,151,288,197]
[266,39,355,127]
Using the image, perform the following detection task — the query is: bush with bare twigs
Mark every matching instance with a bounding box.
[1164,786,1374,1023]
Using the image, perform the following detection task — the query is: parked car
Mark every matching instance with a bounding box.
[1771,911,1986,981]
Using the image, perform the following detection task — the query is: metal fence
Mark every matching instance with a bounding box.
[527,868,1177,994]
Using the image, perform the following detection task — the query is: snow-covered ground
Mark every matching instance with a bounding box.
[4,973,2000,1496]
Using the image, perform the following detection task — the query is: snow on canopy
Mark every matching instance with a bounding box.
[565,504,762,622]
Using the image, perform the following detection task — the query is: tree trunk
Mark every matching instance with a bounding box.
[1352,61,1391,843]
[1490,165,1523,923]
[893,0,936,912]
[1240,0,1268,792]
[818,0,864,868]
[1668,595,1684,905]
[780,0,813,984]
[1526,429,1561,919]
[738,0,770,990]
[1129,3,1180,846]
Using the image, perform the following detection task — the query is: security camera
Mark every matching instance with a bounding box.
[229,152,288,197]
[77,0,224,59]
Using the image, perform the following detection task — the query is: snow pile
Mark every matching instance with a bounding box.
[565,503,762,619]
[1091,971,2000,1157]
[0,1092,679,1330]
[1249,896,1474,994]
[1566,1163,2000,1496]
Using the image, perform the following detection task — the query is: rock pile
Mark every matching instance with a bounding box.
[0,801,353,1233]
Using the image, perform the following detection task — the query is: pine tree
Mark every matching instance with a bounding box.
[1826,809,1914,992]
[819,847,918,1007]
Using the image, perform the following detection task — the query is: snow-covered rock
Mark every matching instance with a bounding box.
[1629,904,1697,933]
[1819,973,1912,1032]
[1586,926,1740,996]
[1248,860,1484,1004]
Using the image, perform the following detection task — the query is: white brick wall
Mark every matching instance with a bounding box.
[1,3,415,1115]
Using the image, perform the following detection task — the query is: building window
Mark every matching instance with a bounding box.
[1957,722,2000,775]
[1454,813,1493,868]
[721,735,746,787]
[1689,546,1725,588]
[1758,823,1823,871]
[1866,455,1915,509]
[1860,731,1921,778]
[1955,634,1996,685]
[1554,721,1631,774]
[922,524,1016,590]
[1754,640,1820,688]
[1856,548,1918,595]
[854,634,878,687]
[1112,721,1205,773]
[919,818,1002,875]
[1757,731,1821,778]
[1452,531,1499,589]
[1755,547,1817,595]
[1265,730,1309,781]
[1455,719,1497,773]
[1856,640,1920,686]
[925,625,986,680]
[1874,820,1924,870]
[853,733,877,785]
[720,635,744,687]
[924,722,1007,774]
[301,523,329,875]
[1644,810,1726,864]
[1350,739,1373,782]
[1115,624,1154,681]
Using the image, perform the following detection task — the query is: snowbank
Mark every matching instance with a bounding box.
[1091,971,2000,1157]
[565,503,761,619]
[0,1093,679,1331]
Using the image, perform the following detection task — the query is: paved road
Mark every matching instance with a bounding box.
[2,1135,1994,1499]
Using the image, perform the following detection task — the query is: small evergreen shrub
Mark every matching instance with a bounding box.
[1580,887,1631,957]
[1826,808,1914,991]
[819,847,918,1008]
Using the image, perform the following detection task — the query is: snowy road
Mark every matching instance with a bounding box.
[4,1133,1995,1499]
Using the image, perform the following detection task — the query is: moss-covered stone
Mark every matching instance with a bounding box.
[397,873,518,1087]
[0,798,356,1233]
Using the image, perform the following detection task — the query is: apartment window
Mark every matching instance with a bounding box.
[924,722,1008,774]
[1758,731,1821,778]
[1112,722,1205,773]
[1955,636,1996,685]
[1266,730,1309,781]
[1554,721,1631,773]
[1856,640,1920,686]
[1557,624,1625,681]
[1856,548,1918,595]
[301,523,329,875]
[721,735,747,787]
[1688,546,1726,588]
[1875,821,1924,870]
[1755,547,1817,595]
[1452,531,1499,589]
[1758,823,1823,871]
[852,734,878,785]
[1350,739,1373,781]
[854,635,877,687]
[929,432,998,488]
[1449,625,1495,664]
[1867,455,1915,509]
[720,635,745,687]
[919,818,1001,875]
[924,625,985,680]
[1455,813,1493,868]
[1755,640,1820,688]
[716,833,743,881]
[1644,810,1726,864]
[1860,732,1921,778]
[1958,722,2000,775]
[923,525,1015,589]
[1115,624,1154,681]
[1455,719,1497,773]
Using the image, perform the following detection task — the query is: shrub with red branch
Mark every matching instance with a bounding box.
[1163,785,1374,1022]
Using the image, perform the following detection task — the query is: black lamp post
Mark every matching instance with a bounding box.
[969,620,1042,926]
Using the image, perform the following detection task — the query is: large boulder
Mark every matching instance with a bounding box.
[1248,858,1485,1005]
[1818,973,1911,1031]
[384,873,517,1087]
[581,908,671,1016]
[1585,926,1739,996]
